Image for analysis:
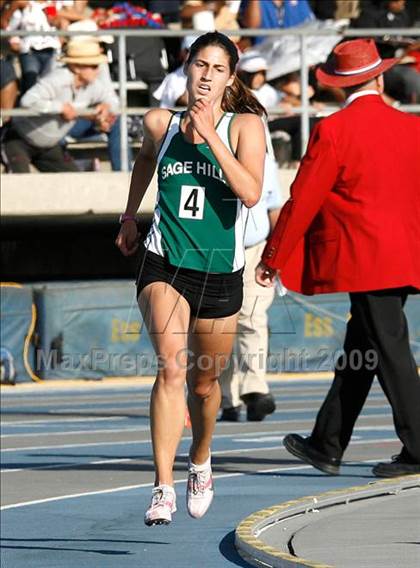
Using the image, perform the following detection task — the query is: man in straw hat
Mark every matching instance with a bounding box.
[256,39,420,477]
[3,40,120,172]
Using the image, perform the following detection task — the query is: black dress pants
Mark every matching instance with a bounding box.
[310,288,420,462]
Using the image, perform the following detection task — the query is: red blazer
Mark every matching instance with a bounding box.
[262,95,420,295]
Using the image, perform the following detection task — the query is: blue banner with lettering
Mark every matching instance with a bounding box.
[34,281,155,379]
[268,292,420,372]
[28,282,420,380]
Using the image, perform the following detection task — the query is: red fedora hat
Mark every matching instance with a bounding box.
[316,39,399,88]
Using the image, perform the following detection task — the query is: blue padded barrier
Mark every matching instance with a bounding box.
[33,281,154,380]
[0,284,38,384]
[30,281,420,380]
[268,292,420,372]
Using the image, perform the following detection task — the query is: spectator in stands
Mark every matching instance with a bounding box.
[92,1,167,106]
[153,35,195,107]
[5,0,61,93]
[2,40,119,173]
[141,1,183,72]
[309,0,360,21]
[239,0,315,47]
[353,0,411,27]
[235,52,323,166]
[142,0,182,26]
[181,1,240,40]
[352,0,419,103]
[237,51,293,111]
[0,57,18,127]
[42,0,89,30]
[273,71,324,109]
[266,68,323,165]
[309,0,336,20]
[0,1,19,127]
[61,38,132,170]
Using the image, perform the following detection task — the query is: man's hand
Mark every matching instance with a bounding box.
[96,114,116,133]
[94,103,115,132]
[255,261,277,287]
[61,102,77,121]
[95,102,110,121]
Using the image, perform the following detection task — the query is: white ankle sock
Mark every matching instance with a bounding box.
[189,453,211,471]
[156,484,175,492]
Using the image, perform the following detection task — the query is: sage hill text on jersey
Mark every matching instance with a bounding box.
[160,160,226,184]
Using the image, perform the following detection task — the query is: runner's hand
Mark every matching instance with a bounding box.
[190,98,216,141]
[115,220,139,256]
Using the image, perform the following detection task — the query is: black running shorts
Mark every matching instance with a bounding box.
[136,246,243,319]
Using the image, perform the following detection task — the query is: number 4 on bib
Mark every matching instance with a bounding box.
[179,185,205,220]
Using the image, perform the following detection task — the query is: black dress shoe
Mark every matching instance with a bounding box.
[372,454,420,478]
[241,392,276,421]
[283,433,341,475]
[219,406,241,422]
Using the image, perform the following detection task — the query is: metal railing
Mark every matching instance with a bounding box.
[1,26,419,171]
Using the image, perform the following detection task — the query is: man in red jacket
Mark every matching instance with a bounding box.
[256,38,420,477]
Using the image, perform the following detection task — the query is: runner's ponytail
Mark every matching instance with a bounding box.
[222,75,266,116]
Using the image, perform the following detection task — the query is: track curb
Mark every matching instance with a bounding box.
[235,474,420,568]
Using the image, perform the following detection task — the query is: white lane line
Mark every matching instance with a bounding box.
[89,458,132,465]
[0,405,391,439]
[0,473,243,511]
[233,436,363,446]
[1,393,386,413]
[178,437,397,457]
[0,384,383,397]
[0,388,386,408]
[0,417,126,427]
[0,397,388,426]
[0,384,308,402]
[0,426,150,439]
[233,426,395,443]
[0,457,391,511]
[1,440,136,453]
[1,442,298,473]
[1,406,148,414]
[2,457,137,473]
[1,395,151,407]
[1,416,394,453]
[0,436,398,474]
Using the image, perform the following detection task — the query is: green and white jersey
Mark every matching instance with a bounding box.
[144,111,249,273]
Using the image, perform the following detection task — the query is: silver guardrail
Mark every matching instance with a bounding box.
[1,27,419,171]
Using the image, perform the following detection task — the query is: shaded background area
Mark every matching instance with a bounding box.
[1,216,153,281]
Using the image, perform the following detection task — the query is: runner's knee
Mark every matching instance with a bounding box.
[155,356,186,391]
[190,378,218,399]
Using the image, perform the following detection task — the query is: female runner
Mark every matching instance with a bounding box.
[116,31,266,525]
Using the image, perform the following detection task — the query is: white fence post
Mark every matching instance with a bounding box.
[300,34,310,157]
[118,34,129,172]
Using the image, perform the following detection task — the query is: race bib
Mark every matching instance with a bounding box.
[179,185,205,220]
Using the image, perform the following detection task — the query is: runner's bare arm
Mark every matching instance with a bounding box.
[122,109,172,216]
[206,112,265,208]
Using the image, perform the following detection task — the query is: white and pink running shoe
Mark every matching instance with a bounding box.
[186,453,214,519]
[144,485,177,526]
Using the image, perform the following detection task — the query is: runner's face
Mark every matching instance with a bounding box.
[186,46,234,104]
